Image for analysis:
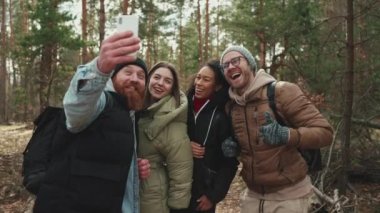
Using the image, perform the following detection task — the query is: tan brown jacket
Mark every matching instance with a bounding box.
[228,71,333,194]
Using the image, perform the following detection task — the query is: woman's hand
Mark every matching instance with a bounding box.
[196,195,213,211]
[191,141,205,158]
[137,158,150,180]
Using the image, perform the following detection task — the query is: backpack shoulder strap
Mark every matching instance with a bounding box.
[267,81,323,172]
[267,81,276,113]
[225,101,235,123]
[267,81,285,126]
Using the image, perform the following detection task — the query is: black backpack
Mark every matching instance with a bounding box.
[22,106,68,195]
[267,81,323,172]
[22,92,117,195]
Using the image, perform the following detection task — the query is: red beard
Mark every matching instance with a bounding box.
[124,88,145,110]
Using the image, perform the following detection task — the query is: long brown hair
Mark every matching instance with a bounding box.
[145,61,181,107]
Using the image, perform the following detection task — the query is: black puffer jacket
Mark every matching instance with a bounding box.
[33,92,135,213]
[186,87,238,212]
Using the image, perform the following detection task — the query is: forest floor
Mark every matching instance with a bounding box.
[0,123,379,213]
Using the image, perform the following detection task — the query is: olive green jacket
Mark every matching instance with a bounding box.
[138,91,193,213]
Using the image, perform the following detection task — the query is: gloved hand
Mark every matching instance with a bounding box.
[259,111,289,146]
[221,136,240,157]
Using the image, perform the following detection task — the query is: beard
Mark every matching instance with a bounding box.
[124,87,145,111]
[112,77,146,111]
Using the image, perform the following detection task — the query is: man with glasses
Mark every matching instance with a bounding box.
[220,46,333,212]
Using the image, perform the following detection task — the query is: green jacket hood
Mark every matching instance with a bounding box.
[143,91,188,140]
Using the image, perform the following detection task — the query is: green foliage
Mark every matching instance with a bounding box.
[350,0,380,118]
[154,37,174,63]
[10,0,82,115]
[137,0,177,66]
[23,0,82,53]
[4,0,380,128]
[12,87,28,110]
[179,14,201,76]
[138,0,176,39]
[219,0,257,48]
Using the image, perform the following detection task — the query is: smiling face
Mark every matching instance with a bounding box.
[194,66,218,99]
[112,65,146,110]
[221,51,254,93]
[148,67,174,101]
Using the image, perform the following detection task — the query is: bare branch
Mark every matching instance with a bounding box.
[329,113,380,129]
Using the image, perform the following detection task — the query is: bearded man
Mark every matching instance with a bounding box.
[34,31,150,213]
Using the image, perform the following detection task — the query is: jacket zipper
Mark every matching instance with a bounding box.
[193,100,213,146]
[253,107,265,195]
[202,107,217,146]
[244,106,255,187]
[193,99,209,123]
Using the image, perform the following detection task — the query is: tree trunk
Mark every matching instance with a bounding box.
[178,6,184,73]
[87,0,96,58]
[145,5,153,68]
[39,44,55,112]
[204,0,209,61]
[8,0,15,120]
[196,0,203,65]
[0,0,7,123]
[257,0,266,70]
[216,0,220,56]
[20,0,30,121]
[339,0,354,195]
[9,0,16,88]
[270,36,287,76]
[257,34,266,70]
[130,0,136,14]
[81,0,89,63]
[122,0,129,15]
[153,33,158,64]
[21,0,29,33]
[39,1,59,112]
[99,0,105,45]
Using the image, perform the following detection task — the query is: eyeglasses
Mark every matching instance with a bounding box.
[221,56,245,70]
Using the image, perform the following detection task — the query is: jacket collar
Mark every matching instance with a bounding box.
[229,69,276,105]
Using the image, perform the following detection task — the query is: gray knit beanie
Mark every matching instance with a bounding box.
[220,46,257,73]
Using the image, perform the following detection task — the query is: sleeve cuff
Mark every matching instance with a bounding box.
[90,57,111,78]
[288,128,301,147]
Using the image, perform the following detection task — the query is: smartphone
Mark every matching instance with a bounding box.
[117,14,139,36]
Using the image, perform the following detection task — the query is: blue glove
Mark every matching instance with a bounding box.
[259,112,289,145]
[221,136,240,157]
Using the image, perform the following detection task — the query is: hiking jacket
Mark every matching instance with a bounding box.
[34,92,135,213]
[228,70,333,194]
[138,91,193,213]
[186,87,239,212]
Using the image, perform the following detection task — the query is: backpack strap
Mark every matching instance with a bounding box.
[267,81,285,126]
[267,81,323,172]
